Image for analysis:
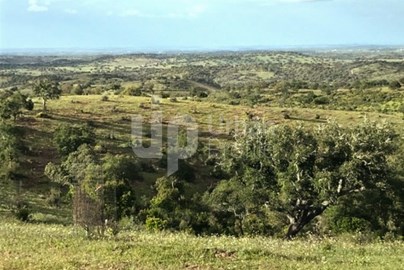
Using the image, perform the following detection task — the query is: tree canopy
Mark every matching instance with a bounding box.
[0,91,34,121]
[214,120,399,238]
[53,124,96,157]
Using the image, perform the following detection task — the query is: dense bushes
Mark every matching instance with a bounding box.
[53,124,95,156]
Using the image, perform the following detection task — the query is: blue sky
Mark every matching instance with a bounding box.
[1,0,403,50]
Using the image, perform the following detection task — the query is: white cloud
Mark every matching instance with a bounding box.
[27,0,49,12]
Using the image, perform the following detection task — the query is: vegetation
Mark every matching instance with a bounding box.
[0,91,33,121]
[0,50,403,268]
[214,121,400,239]
[53,124,95,156]
[33,79,61,111]
[1,221,404,270]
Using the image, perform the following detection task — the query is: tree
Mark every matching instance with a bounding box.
[102,154,142,183]
[33,79,61,111]
[146,176,186,230]
[216,120,399,239]
[146,176,209,233]
[0,123,21,180]
[45,145,105,235]
[204,177,271,236]
[53,124,95,156]
[45,146,138,235]
[0,91,34,121]
[102,154,140,220]
[0,122,29,221]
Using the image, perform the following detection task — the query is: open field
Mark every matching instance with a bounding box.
[1,221,403,270]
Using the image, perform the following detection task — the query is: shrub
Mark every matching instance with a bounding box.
[334,217,372,233]
[13,201,31,222]
[242,213,272,236]
[46,188,62,207]
[301,91,316,104]
[229,100,240,106]
[389,80,401,90]
[103,180,137,220]
[140,160,156,173]
[145,217,167,231]
[94,143,107,153]
[313,96,330,105]
[174,160,195,182]
[102,154,143,182]
[71,85,84,95]
[54,124,95,156]
[25,98,34,111]
[124,86,142,96]
[0,123,22,180]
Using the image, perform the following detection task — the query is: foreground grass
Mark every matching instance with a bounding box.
[0,221,403,269]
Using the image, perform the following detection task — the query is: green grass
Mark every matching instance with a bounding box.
[0,221,403,269]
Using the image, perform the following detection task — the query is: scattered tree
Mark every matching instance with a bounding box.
[33,79,62,111]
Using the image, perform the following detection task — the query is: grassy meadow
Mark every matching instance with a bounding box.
[1,220,403,270]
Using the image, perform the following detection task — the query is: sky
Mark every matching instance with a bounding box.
[0,0,404,51]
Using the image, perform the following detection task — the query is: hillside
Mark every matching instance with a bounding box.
[1,94,403,225]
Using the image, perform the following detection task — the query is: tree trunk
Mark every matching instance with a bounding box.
[285,221,309,240]
[42,98,47,112]
[284,205,327,240]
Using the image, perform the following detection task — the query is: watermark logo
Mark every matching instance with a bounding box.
[131,106,198,176]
